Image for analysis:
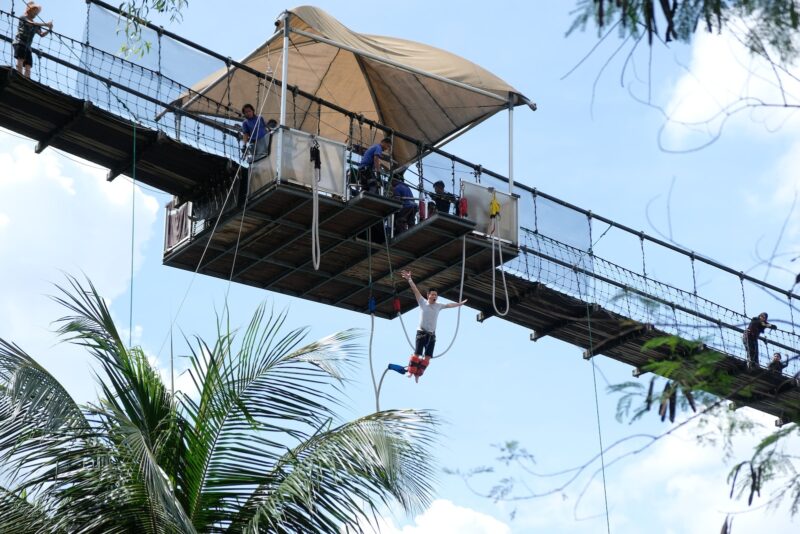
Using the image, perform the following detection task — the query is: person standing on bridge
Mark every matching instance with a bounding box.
[388,270,467,382]
[13,2,52,79]
[743,312,776,370]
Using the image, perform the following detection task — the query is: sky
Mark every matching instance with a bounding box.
[1,1,800,532]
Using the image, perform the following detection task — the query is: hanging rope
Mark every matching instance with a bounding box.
[310,136,322,270]
[365,228,382,411]
[432,235,467,359]
[488,188,510,317]
[224,68,275,303]
[576,262,612,534]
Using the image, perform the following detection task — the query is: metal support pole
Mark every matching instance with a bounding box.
[508,101,514,194]
[277,11,290,182]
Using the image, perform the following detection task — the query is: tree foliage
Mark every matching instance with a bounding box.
[0,276,438,533]
[118,1,188,55]
[570,0,800,63]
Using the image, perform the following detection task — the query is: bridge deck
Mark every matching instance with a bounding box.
[0,67,236,199]
[457,271,800,421]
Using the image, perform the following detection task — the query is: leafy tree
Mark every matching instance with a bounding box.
[570,0,800,63]
[118,1,188,55]
[450,330,800,529]
[0,276,437,533]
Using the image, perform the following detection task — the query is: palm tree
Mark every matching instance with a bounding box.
[0,276,438,533]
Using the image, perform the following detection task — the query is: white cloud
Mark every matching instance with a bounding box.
[0,133,161,401]
[662,27,800,150]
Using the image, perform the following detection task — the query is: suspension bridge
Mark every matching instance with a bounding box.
[2,1,800,423]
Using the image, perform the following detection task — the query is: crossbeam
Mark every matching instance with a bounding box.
[477,283,542,323]
[583,323,653,359]
[36,101,92,154]
[106,131,163,181]
[531,303,599,341]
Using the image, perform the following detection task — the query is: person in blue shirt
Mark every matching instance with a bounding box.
[14,3,52,79]
[241,103,272,161]
[391,173,416,234]
[357,137,392,193]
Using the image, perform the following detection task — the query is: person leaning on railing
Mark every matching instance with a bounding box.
[240,103,273,162]
[357,137,392,193]
[742,312,777,370]
[13,2,52,79]
[428,180,456,216]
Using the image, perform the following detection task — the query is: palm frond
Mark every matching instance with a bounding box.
[0,485,60,534]
[236,409,439,533]
[179,303,363,529]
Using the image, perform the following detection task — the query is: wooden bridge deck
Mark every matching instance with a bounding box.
[456,270,800,422]
[0,66,237,200]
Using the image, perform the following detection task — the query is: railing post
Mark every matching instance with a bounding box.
[276,10,290,183]
[508,100,514,194]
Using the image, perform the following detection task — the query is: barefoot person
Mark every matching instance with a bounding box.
[14,3,52,78]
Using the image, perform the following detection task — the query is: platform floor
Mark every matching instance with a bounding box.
[164,181,519,318]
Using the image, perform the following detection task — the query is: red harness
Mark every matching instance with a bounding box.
[407,354,430,378]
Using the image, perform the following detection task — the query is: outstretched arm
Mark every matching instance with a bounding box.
[401,270,423,301]
[444,300,467,309]
[36,21,53,36]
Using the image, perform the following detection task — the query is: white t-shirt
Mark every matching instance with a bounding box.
[418,297,445,333]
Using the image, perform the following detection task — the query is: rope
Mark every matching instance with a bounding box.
[128,122,136,347]
[224,68,275,302]
[365,228,381,411]
[577,258,611,534]
[310,136,321,270]
[488,192,510,317]
[432,235,467,359]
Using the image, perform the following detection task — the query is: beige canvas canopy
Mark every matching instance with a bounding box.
[177,5,534,165]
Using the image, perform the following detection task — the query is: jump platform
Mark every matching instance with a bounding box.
[0,66,237,199]
[163,180,519,319]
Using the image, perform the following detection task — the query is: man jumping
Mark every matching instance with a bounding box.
[388,270,467,382]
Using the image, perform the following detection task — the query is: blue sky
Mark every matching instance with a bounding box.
[1,1,799,532]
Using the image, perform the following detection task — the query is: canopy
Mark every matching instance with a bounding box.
[178,5,534,164]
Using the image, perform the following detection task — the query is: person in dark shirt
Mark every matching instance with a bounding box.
[357,137,391,193]
[742,312,776,369]
[14,3,53,78]
[767,352,788,374]
[391,174,416,234]
[428,180,456,215]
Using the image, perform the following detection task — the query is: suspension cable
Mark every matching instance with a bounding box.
[128,122,136,347]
